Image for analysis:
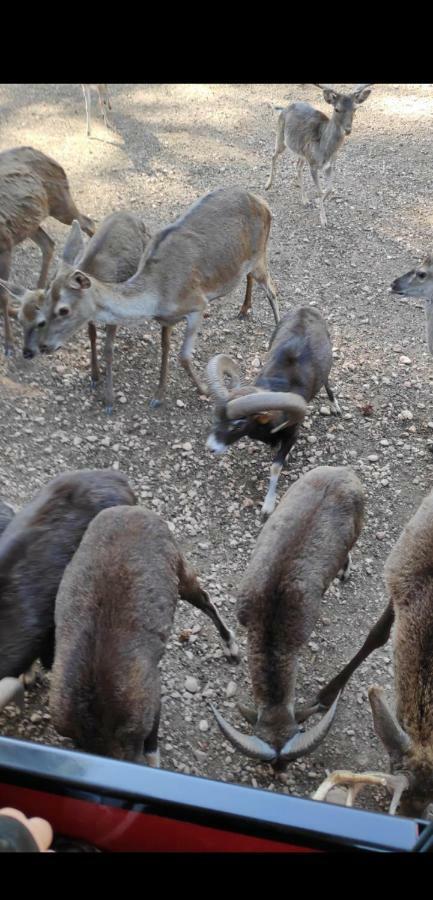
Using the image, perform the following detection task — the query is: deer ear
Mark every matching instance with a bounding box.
[68,270,91,291]
[353,86,372,105]
[323,89,339,106]
[63,220,85,264]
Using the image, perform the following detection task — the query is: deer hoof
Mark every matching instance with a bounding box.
[105,405,113,416]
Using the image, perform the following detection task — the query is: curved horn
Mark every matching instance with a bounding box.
[368,686,411,758]
[279,692,341,761]
[226,391,307,422]
[209,704,277,762]
[0,677,25,712]
[206,354,242,405]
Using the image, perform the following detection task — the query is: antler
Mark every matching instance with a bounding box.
[313,769,409,815]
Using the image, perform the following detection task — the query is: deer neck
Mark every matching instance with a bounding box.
[91,274,159,324]
[320,115,345,160]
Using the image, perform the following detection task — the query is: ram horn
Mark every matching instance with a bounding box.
[279,692,341,761]
[368,686,411,759]
[209,704,277,762]
[0,677,25,712]
[206,354,242,405]
[226,391,307,422]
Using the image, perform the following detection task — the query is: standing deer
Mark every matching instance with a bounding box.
[81,84,112,136]
[3,211,151,414]
[0,146,94,355]
[313,485,433,818]
[265,84,373,226]
[34,188,280,408]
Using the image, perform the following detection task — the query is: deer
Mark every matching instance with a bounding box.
[0,146,95,356]
[265,84,373,226]
[33,187,280,409]
[391,255,433,355]
[206,307,341,517]
[210,466,364,768]
[3,212,151,414]
[313,485,433,818]
[0,469,136,717]
[81,84,112,136]
[50,505,239,765]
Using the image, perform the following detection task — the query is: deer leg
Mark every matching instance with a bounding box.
[309,165,327,226]
[31,227,55,288]
[87,322,99,387]
[296,157,308,206]
[338,553,352,582]
[178,309,208,395]
[82,84,92,136]
[252,268,280,324]
[0,249,14,356]
[323,163,335,200]
[98,88,111,129]
[265,116,286,191]
[103,324,117,415]
[149,324,173,410]
[237,273,253,320]
[178,557,239,660]
[296,601,394,723]
[143,682,161,768]
[261,428,298,519]
[324,379,342,416]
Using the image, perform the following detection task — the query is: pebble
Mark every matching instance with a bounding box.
[185,676,200,693]
[199,720,209,732]
[399,356,411,365]
[320,406,331,416]
[399,410,413,421]
[368,454,379,462]
[225,681,237,698]
[176,400,185,408]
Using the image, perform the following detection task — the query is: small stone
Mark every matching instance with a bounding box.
[112,461,120,471]
[320,406,331,416]
[73,436,82,447]
[199,720,209,732]
[368,454,379,462]
[376,531,386,541]
[399,355,412,365]
[176,400,185,408]
[86,434,98,443]
[182,442,192,451]
[101,436,110,447]
[399,410,413,421]
[185,676,200,693]
[119,395,127,405]
[226,681,237,698]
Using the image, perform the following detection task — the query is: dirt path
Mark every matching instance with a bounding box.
[1,83,432,813]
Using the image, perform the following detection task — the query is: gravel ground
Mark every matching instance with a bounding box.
[1,83,433,815]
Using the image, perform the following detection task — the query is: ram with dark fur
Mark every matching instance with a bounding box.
[206,307,340,516]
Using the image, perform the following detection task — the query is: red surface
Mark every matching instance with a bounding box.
[0,782,314,852]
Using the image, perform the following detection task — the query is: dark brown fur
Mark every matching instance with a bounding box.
[50,505,237,763]
[237,466,364,750]
[0,469,136,680]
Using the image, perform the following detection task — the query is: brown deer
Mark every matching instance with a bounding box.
[35,188,280,408]
[81,84,112,136]
[0,146,94,355]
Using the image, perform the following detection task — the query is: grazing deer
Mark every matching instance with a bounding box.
[0,146,94,355]
[265,84,373,226]
[35,188,280,408]
[313,485,433,818]
[4,212,151,414]
[81,84,112,136]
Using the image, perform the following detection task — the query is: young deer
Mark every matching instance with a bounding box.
[265,84,372,226]
[0,147,94,355]
[35,188,280,408]
[313,486,433,818]
[81,84,112,136]
[391,255,433,354]
[4,212,151,414]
